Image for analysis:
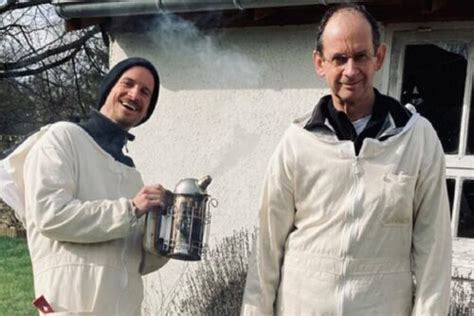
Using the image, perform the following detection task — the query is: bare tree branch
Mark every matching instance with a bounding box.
[0,2,108,134]
[84,44,107,75]
[0,27,99,72]
[0,46,82,78]
[0,23,24,31]
[0,0,51,14]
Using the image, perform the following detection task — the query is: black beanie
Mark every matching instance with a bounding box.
[97,57,160,126]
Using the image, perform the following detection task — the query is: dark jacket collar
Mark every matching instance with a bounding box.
[305,89,411,129]
[304,89,412,154]
[78,110,135,167]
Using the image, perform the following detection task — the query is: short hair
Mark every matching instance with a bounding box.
[315,4,381,54]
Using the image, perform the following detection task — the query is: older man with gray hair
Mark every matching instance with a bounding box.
[242,4,451,315]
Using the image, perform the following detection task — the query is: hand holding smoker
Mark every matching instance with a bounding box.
[143,175,217,261]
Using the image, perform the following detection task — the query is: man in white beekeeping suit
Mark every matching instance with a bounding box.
[1,57,171,315]
[242,4,452,315]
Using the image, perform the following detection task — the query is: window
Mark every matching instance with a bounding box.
[459,180,474,238]
[387,26,474,242]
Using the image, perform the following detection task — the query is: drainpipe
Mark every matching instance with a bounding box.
[52,0,348,19]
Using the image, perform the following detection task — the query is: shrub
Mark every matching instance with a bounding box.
[450,269,473,316]
[168,228,256,316]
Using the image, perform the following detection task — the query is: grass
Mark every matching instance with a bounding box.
[0,236,35,316]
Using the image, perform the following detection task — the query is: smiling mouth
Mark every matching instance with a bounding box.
[341,80,361,86]
[341,80,362,87]
[121,101,138,112]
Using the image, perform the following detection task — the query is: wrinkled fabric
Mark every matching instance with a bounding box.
[9,122,168,315]
[242,110,451,316]
[0,159,25,222]
[0,125,52,223]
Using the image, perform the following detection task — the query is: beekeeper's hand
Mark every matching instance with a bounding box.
[132,184,172,218]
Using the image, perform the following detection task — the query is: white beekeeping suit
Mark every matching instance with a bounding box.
[0,126,51,225]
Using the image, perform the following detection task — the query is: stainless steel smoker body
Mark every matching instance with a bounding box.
[143,175,215,261]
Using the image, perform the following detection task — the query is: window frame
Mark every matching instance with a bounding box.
[382,22,474,253]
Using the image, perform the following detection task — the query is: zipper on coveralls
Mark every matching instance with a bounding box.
[339,156,362,316]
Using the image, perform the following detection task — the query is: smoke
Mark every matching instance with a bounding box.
[208,124,260,178]
[145,14,264,88]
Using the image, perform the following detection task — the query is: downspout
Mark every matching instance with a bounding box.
[52,0,348,19]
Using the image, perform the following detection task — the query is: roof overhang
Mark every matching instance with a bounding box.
[52,0,382,19]
[47,0,474,32]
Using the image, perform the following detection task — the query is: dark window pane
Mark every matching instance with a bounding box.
[458,180,474,238]
[401,44,467,154]
[467,70,474,154]
[447,178,455,218]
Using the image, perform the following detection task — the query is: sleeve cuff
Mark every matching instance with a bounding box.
[129,200,139,228]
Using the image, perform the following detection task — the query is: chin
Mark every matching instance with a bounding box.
[337,90,364,103]
[336,95,356,105]
[115,120,135,130]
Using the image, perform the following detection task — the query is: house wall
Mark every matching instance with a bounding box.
[111,22,335,310]
[112,23,328,228]
[110,21,444,311]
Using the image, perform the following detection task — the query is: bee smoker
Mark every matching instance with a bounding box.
[143,175,216,261]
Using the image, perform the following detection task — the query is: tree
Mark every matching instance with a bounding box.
[0,1,108,135]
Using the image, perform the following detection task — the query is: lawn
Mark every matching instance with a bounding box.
[0,236,36,316]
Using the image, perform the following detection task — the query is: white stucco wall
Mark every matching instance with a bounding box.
[110,21,333,311]
[113,23,326,231]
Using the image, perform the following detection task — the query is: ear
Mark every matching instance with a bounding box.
[313,49,325,77]
[374,43,387,71]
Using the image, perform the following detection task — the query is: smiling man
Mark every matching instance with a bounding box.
[9,57,171,315]
[242,4,452,316]
[99,62,155,130]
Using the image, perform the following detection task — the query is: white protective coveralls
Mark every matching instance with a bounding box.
[0,122,167,315]
[241,109,452,315]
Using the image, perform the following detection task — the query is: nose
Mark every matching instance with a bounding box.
[342,58,359,77]
[127,86,140,100]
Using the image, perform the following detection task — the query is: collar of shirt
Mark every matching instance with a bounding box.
[304,89,412,155]
[77,110,136,167]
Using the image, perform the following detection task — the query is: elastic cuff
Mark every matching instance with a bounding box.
[129,200,139,227]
